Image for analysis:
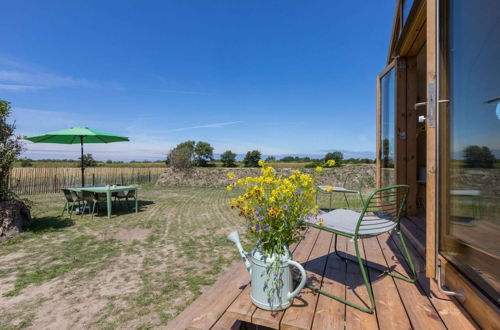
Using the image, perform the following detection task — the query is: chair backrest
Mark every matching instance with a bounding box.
[62,189,74,202]
[81,190,96,204]
[355,185,410,237]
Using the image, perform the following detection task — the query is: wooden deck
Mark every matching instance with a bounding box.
[167,218,478,329]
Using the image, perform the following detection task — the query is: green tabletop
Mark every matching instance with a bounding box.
[70,185,138,218]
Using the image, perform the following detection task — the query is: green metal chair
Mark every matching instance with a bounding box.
[81,191,107,219]
[61,189,82,218]
[308,184,416,313]
[316,172,365,211]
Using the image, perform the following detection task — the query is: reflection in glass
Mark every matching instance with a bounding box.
[402,0,415,25]
[381,68,396,187]
[442,0,500,306]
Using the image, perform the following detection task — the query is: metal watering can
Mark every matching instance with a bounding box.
[227,231,307,310]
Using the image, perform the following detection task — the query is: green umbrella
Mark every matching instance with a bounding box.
[25,127,129,186]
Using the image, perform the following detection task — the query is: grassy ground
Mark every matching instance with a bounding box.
[0,184,365,329]
[0,185,254,329]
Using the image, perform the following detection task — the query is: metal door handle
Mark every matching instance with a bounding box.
[414,102,427,110]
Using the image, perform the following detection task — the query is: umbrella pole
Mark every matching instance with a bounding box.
[80,136,85,187]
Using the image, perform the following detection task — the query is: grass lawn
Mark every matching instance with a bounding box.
[0,185,251,329]
[0,183,367,329]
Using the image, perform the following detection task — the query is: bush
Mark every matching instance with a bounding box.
[20,158,32,167]
[168,147,193,170]
[324,152,343,167]
[0,100,24,201]
[243,150,261,167]
[220,150,237,167]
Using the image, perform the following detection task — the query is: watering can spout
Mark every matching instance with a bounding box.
[227,231,252,276]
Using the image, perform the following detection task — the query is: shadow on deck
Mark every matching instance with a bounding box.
[167,217,477,330]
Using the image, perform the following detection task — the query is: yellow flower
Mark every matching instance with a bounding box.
[326,159,336,167]
[226,172,235,179]
[226,185,233,192]
[318,219,324,226]
[258,160,265,167]
[326,185,334,192]
[315,166,323,173]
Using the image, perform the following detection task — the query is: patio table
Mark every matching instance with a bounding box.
[316,185,360,210]
[70,185,138,218]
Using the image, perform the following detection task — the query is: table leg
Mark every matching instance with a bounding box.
[135,189,138,213]
[107,190,112,218]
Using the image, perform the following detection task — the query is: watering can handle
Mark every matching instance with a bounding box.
[286,260,307,300]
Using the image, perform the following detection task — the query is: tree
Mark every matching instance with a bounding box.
[220,150,237,167]
[0,100,24,201]
[243,150,261,167]
[106,160,113,164]
[265,156,276,162]
[78,153,97,167]
[165,141,195,167]
[20,158,32,167]
[463,145,496,168]
[324,151,343,167]
[194,141,214,167]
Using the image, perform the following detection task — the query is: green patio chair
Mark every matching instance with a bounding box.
[81,191,107,219]
[61,189,82,218]
[307,184,416,314]
[316,172,365,211]
[114,189,136,209]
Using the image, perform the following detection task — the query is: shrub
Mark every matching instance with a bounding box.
[324,152,343,167]
[243,150,261,167]
[167,147,193,170]
[0,100,24,201]
[220,150,237,167]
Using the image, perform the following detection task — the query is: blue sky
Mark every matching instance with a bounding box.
[0,0,395,161]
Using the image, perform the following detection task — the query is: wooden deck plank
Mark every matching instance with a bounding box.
[401,218,426,257]
[344,238,378,330]
[225,285,255,323]
[311,235,348,330]
[280,230,333,330]
[166,262,247,330]
[377,233,446,330]
[362,236,411,330]
[252,228,321,329]
[210,313,242,330]
[188,263,249,330]
[388,231,479,330]
[225,239,304,326]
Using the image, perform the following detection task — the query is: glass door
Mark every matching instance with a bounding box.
[378,62,397,188]
[440,0,500,306]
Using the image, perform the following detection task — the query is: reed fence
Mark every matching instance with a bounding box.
[8,167,165,195]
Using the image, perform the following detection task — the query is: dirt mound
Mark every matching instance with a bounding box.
[0,200,31,239]
[156,166,375,188]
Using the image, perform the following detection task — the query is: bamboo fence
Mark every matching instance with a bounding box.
[8,167,165,195]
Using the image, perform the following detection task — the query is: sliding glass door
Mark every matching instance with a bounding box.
[440,0,500,306]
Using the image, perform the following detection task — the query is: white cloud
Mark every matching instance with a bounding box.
[0,55,120,91]
[0,84,44,91]
[163,121,243,133]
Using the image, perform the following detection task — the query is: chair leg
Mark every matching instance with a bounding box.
[69,203,74,219]
[91,202,96,220]
[61,201,68,216]
[344,192,350,209]
[307,234,375,313]
[333,231,417,283]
